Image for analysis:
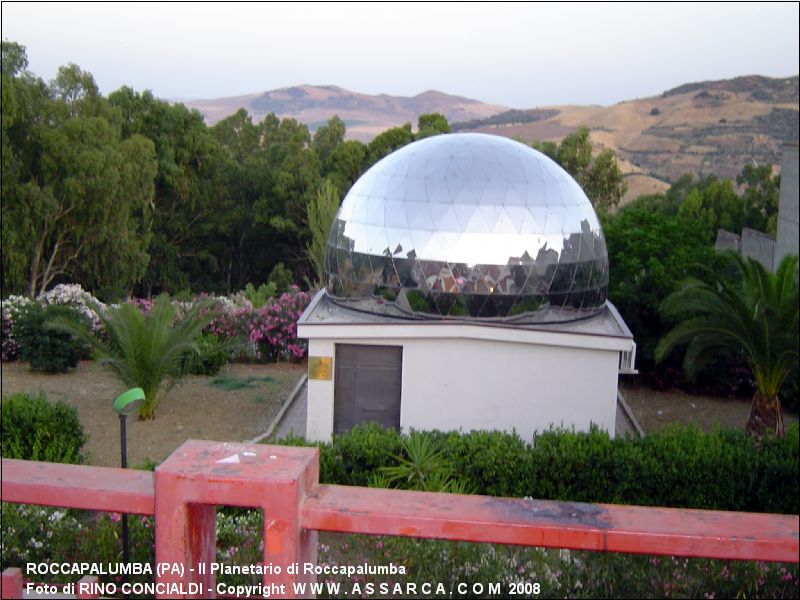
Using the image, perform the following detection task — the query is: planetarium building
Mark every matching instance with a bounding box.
[299,133,636,442]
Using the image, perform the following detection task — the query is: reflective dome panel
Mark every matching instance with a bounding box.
[324,133,608,321]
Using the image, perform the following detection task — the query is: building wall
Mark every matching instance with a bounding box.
[741,227,775,269]
[306,335,619,442]
[307,338,337,441]
[775,145,799,269]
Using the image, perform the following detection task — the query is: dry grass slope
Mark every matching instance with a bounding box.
[461,76,798,203]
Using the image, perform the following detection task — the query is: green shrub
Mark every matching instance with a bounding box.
[753,425,800,514]
[274,423,799,513]
[324,422,404,486]
[243,282,277,308]
[636,425,753,510]
[183,332,229,376]
[528,426,625,503]
[443,429,532,497]
[0,392,86,464]
[15,303,88,372]
[267,262,294,293]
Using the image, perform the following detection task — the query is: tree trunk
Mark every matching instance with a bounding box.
[746,393,785,439]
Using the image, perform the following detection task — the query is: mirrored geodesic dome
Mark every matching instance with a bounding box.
[324,132,608,321]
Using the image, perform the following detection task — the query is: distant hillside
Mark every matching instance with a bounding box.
[182,85,507,141]
[182,76,798,205]
[456,75,799,204]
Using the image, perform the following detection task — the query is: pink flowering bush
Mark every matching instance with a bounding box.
[3,284,312,367]
[127,297,154,315]
[209,286,311,362]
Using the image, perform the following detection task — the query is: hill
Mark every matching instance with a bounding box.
[182,76,798,205]
[457,75,799,204]
[182,85,507,141]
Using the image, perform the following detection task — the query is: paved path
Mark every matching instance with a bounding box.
[271,379,307,439]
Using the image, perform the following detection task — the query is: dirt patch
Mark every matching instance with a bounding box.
[4,359,795,468]
[620,382,799,433]
[1,360,305,467]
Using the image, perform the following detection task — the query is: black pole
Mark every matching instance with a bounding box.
[120,414,130,592]
[120,413,128,469]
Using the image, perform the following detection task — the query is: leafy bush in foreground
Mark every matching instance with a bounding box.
[0,392,86,463]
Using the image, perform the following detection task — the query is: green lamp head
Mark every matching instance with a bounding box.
[112,388,145,416]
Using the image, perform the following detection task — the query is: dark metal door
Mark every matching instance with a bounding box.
[334,344,402,434]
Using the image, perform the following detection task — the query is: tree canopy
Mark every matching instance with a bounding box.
[532,127,627,213]
[1,40,789,343]
[604,197,721,379]
[2,44,157,299]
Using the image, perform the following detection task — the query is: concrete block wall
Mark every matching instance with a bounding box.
[774,145,799,269]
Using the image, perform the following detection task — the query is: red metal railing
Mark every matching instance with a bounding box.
[2,440,798,599]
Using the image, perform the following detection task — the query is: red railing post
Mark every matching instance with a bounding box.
[1,568,23,599]
[155,440,319,599]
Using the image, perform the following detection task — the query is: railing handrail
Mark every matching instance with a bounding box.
[2,456,797,564]
[302,483,800,563]
[2,445,798,599]
[1,458,155,515]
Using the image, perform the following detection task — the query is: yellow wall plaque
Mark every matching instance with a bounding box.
[308,356,333,380]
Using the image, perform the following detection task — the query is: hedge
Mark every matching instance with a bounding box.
[277,422,799,514]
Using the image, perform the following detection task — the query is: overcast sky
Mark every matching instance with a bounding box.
[3,2,798,108]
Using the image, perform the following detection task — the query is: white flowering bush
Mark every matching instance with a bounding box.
[313,535,798,598]
[2,294,33,318]
[38,284,107,334]
[0,505,81,573]
[228,289,257,309]
[198,294,241,313]
[1,295,33,361]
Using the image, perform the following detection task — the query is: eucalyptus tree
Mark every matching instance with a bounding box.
[1,45,157,299]
[108,87,229,295]
[532,127,626,213]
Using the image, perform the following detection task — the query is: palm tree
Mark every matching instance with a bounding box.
[48,295,214,420]
[655,253,798,438]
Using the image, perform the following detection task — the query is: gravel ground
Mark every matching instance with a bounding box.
[1,360,305,467]
[620,381,798,433]
[3,360,796,468]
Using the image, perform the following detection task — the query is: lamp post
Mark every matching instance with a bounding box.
[112,388,144,589]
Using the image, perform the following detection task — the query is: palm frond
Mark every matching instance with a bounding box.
[46,295,215,419]
[656,253,798,400]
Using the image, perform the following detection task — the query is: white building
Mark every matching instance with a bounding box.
[298,133,636,442]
